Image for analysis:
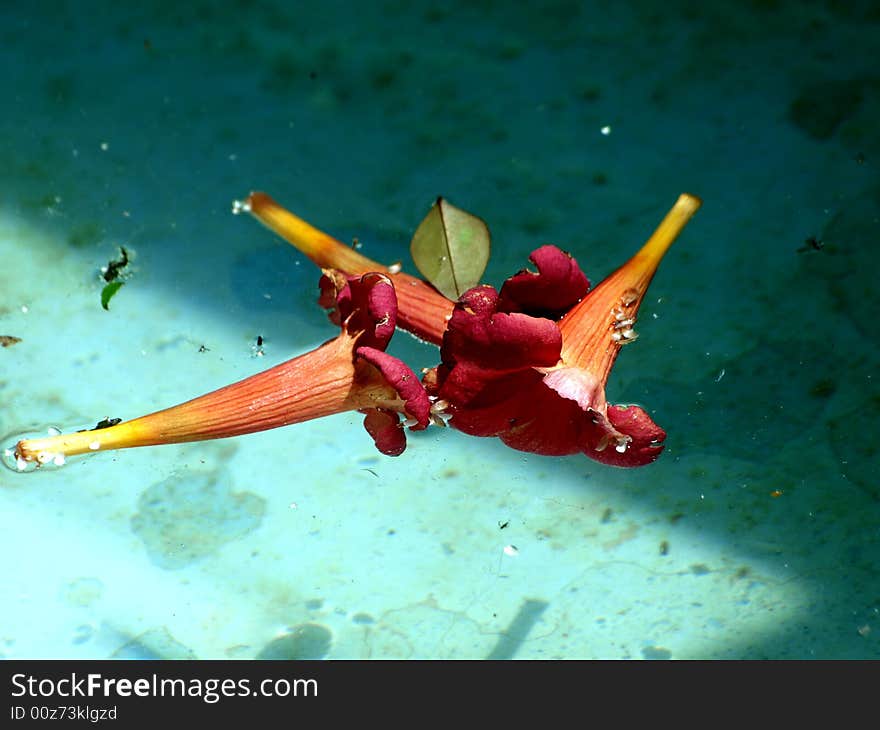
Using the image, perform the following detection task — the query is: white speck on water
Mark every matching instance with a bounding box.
[601,125,612,135]
[231,199,251,215]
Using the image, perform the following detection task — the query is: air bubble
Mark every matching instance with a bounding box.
[231,198,251,215]
[2,445,35,473]
[1,426,81,475]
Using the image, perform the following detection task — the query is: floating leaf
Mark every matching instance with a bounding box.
[410,197,490,300]
[101,280,125,310]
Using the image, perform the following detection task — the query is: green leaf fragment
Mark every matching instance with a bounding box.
[101,280,125,310]
[409,197,490,300]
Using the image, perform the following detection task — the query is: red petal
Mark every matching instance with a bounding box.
[443,368,544,438]
[356,346,431,429]
[603,404,666,466]
[361,408,406,456]
[319,271,397,350]
[441,286,561,371]
[351,273,397,348]
[498,245,590,318]
[318,269,350,327]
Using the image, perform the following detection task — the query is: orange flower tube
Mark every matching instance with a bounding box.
[241,192,454,345]
[12,273,431,467]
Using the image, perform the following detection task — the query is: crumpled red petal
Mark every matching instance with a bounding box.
[440,286,562,371]
[602,404,666,466]
[497,245,590,318]
[320,271,397,350]
[361,409,406,457]
[356,346,430,430]
[323,269,431,456]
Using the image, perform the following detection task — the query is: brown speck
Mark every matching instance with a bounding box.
[690,563,711,575]
[1,335,22,348]
[659,540,669,556]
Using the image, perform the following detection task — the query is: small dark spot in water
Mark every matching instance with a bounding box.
[659,540,669,556]
[788,78,864,140]
[641,646,672,660]
[809,378,835,398]
[600,507,614,524]
[67,221,103,249]
[579,85,601,102]
[690,563,711,576]
[304,598,323,611]
[352,613,375,625]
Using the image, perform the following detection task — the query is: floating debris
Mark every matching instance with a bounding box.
[101,280,125,310]
[101,246,130,282]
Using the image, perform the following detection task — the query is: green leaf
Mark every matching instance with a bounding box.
[101,280,125,310]
[409,197,490,300]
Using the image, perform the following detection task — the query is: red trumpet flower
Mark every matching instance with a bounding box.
[241,192,455,345]
[424,194,702,466]
[13,272,430,466]
[11,191,699,470]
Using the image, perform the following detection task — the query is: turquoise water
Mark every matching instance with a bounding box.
[1,0,878,659]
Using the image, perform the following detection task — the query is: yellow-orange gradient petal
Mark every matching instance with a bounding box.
[558,193,702,385]
[13,335,400,463]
